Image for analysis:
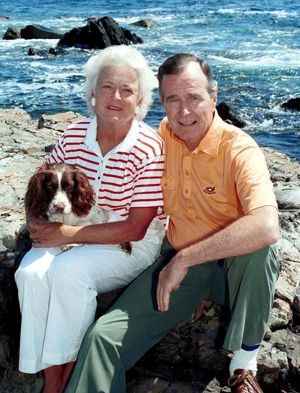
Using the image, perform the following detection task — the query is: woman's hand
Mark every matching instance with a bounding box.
[28,220,75,248]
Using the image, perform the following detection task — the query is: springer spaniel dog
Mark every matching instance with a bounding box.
[25,163,131,253]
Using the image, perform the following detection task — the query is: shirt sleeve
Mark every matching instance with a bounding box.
[232,143,278,214]
[47,134,65,164]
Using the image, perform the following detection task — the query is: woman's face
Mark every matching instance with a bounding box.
[94,65,141,130]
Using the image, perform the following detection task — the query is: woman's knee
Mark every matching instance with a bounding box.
[15,248,58,285]
[15,257,48,286]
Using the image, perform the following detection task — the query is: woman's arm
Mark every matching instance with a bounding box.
[28,206,158,247]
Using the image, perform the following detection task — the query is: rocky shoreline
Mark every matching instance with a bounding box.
[0,108,299,393]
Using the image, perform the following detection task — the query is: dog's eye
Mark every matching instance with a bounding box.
[45,183,55,190]
[64,185,74,193]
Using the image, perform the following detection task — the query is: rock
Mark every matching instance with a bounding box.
[28,47,61,56]
[58,16,143,49]
[275,260,299,305]
[268,298,292,329]
[37,111,84,132]
[281,98,300,111]
[20,25,63,40]
[275,188,300,210]
[130,18,158,28]
[3,26,21,40]
[0,108,299,393]
[0,16,10,21]
[28,47,35,56]
[216,102,246,128]
[258,340,289,386]
[127,377,169,393]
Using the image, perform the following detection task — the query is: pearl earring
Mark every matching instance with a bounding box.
[91,97,96,106]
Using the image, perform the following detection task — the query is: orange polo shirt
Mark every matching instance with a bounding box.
[159,110,277,250]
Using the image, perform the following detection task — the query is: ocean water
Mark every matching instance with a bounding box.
[0,0,299,160]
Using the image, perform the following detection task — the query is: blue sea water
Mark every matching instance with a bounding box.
[0,0,299,160]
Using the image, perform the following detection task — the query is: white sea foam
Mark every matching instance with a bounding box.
[216,8,297,17]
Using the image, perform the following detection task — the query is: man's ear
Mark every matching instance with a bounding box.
[211,90,218,107]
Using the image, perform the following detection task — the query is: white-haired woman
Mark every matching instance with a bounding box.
[15,45,165,393]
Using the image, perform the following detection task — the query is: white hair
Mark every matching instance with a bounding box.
[84,45,157,120]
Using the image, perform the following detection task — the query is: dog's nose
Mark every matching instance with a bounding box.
[53,203,66,213]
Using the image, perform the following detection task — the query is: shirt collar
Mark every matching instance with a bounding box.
[84,116,141,153]
[164,110,224,157]
[193,110,223,157]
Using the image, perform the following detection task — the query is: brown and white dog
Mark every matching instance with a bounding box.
[25,163,131,253]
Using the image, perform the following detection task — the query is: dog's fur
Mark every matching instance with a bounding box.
[25,163,131,253]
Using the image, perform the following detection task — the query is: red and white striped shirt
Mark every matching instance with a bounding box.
[48,117,165,221]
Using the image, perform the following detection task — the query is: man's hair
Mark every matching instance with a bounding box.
[157,53,217,98]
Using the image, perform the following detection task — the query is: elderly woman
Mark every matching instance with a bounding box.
[15,45,165,393]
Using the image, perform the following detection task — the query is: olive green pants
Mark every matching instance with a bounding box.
[66,239,279,393]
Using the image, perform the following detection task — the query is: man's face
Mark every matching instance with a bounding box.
[161,62,217,150]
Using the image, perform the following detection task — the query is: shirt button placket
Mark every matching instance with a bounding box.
[183,155,192,199]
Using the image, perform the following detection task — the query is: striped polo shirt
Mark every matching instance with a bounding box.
[48,117,165,221]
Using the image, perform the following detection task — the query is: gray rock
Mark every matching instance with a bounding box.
[275,188,300,210]
[130,19,158,28]
[268,298,292,329]
[0,108,299,393]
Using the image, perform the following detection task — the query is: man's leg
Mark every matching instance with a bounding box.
[223,245,279,352]
[221,245,279,392]
[66,239,218,393]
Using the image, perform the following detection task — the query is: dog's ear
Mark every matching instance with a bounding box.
[72,171,95,216]
[25,171,50,219]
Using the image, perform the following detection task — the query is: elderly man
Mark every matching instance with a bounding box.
[66,53,279,393]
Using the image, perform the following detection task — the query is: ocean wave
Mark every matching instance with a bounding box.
[215,8,298,17]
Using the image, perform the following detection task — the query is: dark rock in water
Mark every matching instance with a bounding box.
[3,26,21,40]
[216,102,246,128]
[48,47,58,55]
[20,25,63,40]
[100,16,131,45]
[57,27,81,48]
[0,15,10,21]
[58,16,143,49]
[27,47,63,57]
[28,47,35,56]
[123,28,143,44]
[281,98,300,111]
[130,18,158,28]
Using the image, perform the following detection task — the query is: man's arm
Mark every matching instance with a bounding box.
[29,206,158,248]
[157,205,279,311]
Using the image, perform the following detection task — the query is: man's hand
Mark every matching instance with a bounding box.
[157,252,189,312]
[28,220,69,248]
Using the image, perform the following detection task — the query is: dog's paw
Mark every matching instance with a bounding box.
[120,242,132,255]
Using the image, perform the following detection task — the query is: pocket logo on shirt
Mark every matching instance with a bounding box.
[203,186,216,194]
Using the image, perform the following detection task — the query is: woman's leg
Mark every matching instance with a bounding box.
[60,362,76,393]
[41,243,154,367]
[43,365,64,393]
[14,247,61,373]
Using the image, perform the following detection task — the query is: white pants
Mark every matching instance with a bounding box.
[15,240,160,374]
